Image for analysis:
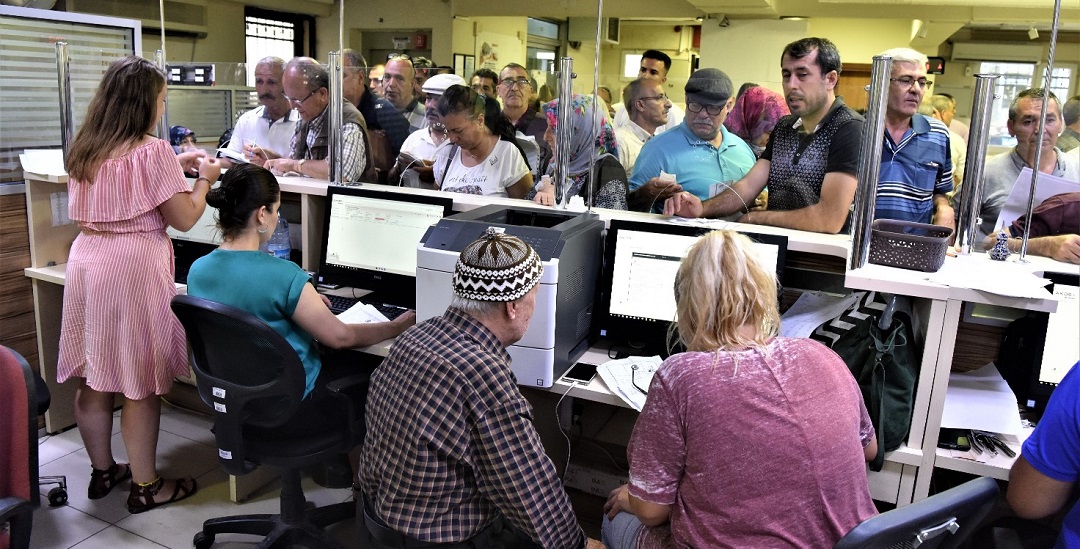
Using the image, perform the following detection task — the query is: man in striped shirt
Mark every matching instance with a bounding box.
[359,229,594,549]
[874,48,955,228]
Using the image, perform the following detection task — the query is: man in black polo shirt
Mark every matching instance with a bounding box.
[664,37,864,234]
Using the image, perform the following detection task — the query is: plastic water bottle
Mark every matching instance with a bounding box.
[267,217,291,261]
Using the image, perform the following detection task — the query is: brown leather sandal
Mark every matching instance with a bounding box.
[88,462,132,500]
[126,477,197,514]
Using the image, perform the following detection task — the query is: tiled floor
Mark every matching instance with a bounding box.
[33,403,358,549]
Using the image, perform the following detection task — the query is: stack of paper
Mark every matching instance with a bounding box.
[336,301,389,324]
[780,291,860,338]
[941,362,1023,436]
[596,355,663,411]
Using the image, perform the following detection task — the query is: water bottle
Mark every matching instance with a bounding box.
[267,217,291,261]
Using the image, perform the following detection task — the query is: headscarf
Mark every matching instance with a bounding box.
[723,86,789,146]
[542,94,619,198]
[169,125,195,147]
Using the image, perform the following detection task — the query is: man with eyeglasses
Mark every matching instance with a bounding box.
[873,47,954,228]
[221,56,300,168]
[627,68,756,212]
[498,63,549,174]
[342,49,410,160]
[664,38,864,233]
[265,57,371,183]
[612,50,684,135]
[615,78,670,178]
[390,73,466,187]
[383,55,426,132]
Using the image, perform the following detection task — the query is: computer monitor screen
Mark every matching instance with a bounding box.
[1028,272,1079,410]
[318,186,454,307]
[596,220,787,355]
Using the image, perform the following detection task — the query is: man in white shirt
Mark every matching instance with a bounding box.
[614,78,670,178]
[222,56,299,167]
[390,73,466,187]
[612,50,684,134]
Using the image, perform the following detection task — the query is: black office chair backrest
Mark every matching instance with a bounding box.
[171,295,307,476]
[835,476,1000,549]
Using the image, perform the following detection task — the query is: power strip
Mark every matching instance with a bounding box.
[563,463,628,498]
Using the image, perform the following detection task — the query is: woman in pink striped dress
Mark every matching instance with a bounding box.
[58,56,220,514]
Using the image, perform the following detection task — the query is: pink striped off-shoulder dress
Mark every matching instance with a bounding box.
[57,139,192,399]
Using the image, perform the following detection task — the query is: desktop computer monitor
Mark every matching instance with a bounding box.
[317,186,454,308]
[595,220,787,356]
[1026,272,1079,412]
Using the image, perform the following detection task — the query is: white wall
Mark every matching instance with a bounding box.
[807,18,924,64]
[699,19,808,95]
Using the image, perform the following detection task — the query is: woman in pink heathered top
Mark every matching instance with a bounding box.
[602,230,878,549]
[58,56,220,514]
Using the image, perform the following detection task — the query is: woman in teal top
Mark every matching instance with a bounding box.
[186,163,414,435]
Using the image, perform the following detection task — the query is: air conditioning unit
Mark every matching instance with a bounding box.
[62,0,208,38]
[568,17,620,45]
[951,42,1042,63]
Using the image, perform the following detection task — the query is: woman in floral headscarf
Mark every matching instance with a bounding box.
[534,94,628,210]
[723,86,789,157]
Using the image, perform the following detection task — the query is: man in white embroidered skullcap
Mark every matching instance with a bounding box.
[360,227,599,548]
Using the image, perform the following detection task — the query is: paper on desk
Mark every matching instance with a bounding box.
[336,302,389,324]
[596,355,663,412]
[995,167,1080,234]
[926,255,1051,299]
[216,148,249,164]
[18,149,66,176]
[941,362,1023,435]
[780,291,860,338]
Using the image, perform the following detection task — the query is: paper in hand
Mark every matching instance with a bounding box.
[216,148,248,164]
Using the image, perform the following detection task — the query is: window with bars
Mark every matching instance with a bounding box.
[243,7,313,87]
[980,61,1074,147]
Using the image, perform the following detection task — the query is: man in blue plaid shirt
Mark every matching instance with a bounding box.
[359,228,596,549]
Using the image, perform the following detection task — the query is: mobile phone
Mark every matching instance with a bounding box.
[562,363,598,385]
[937,428,971,451]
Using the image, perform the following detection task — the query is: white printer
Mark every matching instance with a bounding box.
[416,205,605,387]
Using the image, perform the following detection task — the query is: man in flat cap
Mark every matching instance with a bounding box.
[664,37,865,234]
[627,67,756,212]
[359,228,598,549]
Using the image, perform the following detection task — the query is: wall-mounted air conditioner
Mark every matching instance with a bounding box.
[951,42,1043,63]
[62,0,208,38]
[568,17,620,45]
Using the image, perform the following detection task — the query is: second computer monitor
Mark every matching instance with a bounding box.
[595,219,787,355]
[318,186,455,308]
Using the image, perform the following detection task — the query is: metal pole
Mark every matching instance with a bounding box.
[154,50,168,141]
[1019,0,1062,262]
[158,0,167,62]
[955,74,999,254]
[849,55,892,270]
[55,42,74,164]
[328,52,344,185]
[588,0,604,211]
[555,57,575,208]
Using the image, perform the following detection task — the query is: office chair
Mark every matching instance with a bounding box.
[171,295,367,549]
[835,476,1000,549]
[30,373,68,507]
[0,345,40,549]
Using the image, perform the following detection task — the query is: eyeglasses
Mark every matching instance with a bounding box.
[387,53,411,61]
[430,122,448,136]
[890,76,932,89]
[631,364,651,396]
[686,101,725,116]
[499,78,531,89]
[283,89,316,105]
[639,93,668,103]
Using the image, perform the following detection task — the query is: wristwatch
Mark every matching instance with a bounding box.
[297,159,306,175]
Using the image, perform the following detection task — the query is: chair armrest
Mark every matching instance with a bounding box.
[325,373,371,445]
[0,496,33,523]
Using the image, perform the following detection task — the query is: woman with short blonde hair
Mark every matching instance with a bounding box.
[604,230,878,549]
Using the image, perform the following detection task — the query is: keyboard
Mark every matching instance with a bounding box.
[325,294,409,321]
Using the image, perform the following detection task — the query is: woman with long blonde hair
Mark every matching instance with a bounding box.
[603,230,878,548]
[59,55,219,514]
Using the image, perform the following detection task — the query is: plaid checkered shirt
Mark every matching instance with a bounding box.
[360,308,586,548]
[289,105,365,182]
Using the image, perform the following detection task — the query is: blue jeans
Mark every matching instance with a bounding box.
[602,511,643,549]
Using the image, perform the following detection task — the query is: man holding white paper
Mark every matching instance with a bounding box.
[954,88,1079,241]
[221,57,300,168]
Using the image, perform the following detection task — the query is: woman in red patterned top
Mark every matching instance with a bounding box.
[602,230,878,548]
[58,55,220,514]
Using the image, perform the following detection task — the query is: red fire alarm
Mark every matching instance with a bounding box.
[413,33,427,49]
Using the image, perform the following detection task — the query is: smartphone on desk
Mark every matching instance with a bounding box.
[562,363,598,385]
[937,428,971,451]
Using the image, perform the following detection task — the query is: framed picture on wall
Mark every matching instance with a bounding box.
[454,54,475,78]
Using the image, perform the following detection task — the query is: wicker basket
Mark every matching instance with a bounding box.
[868,219,953,272]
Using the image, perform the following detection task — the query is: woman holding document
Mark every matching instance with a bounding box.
[186,163,414,438]
[602,230,878,549]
